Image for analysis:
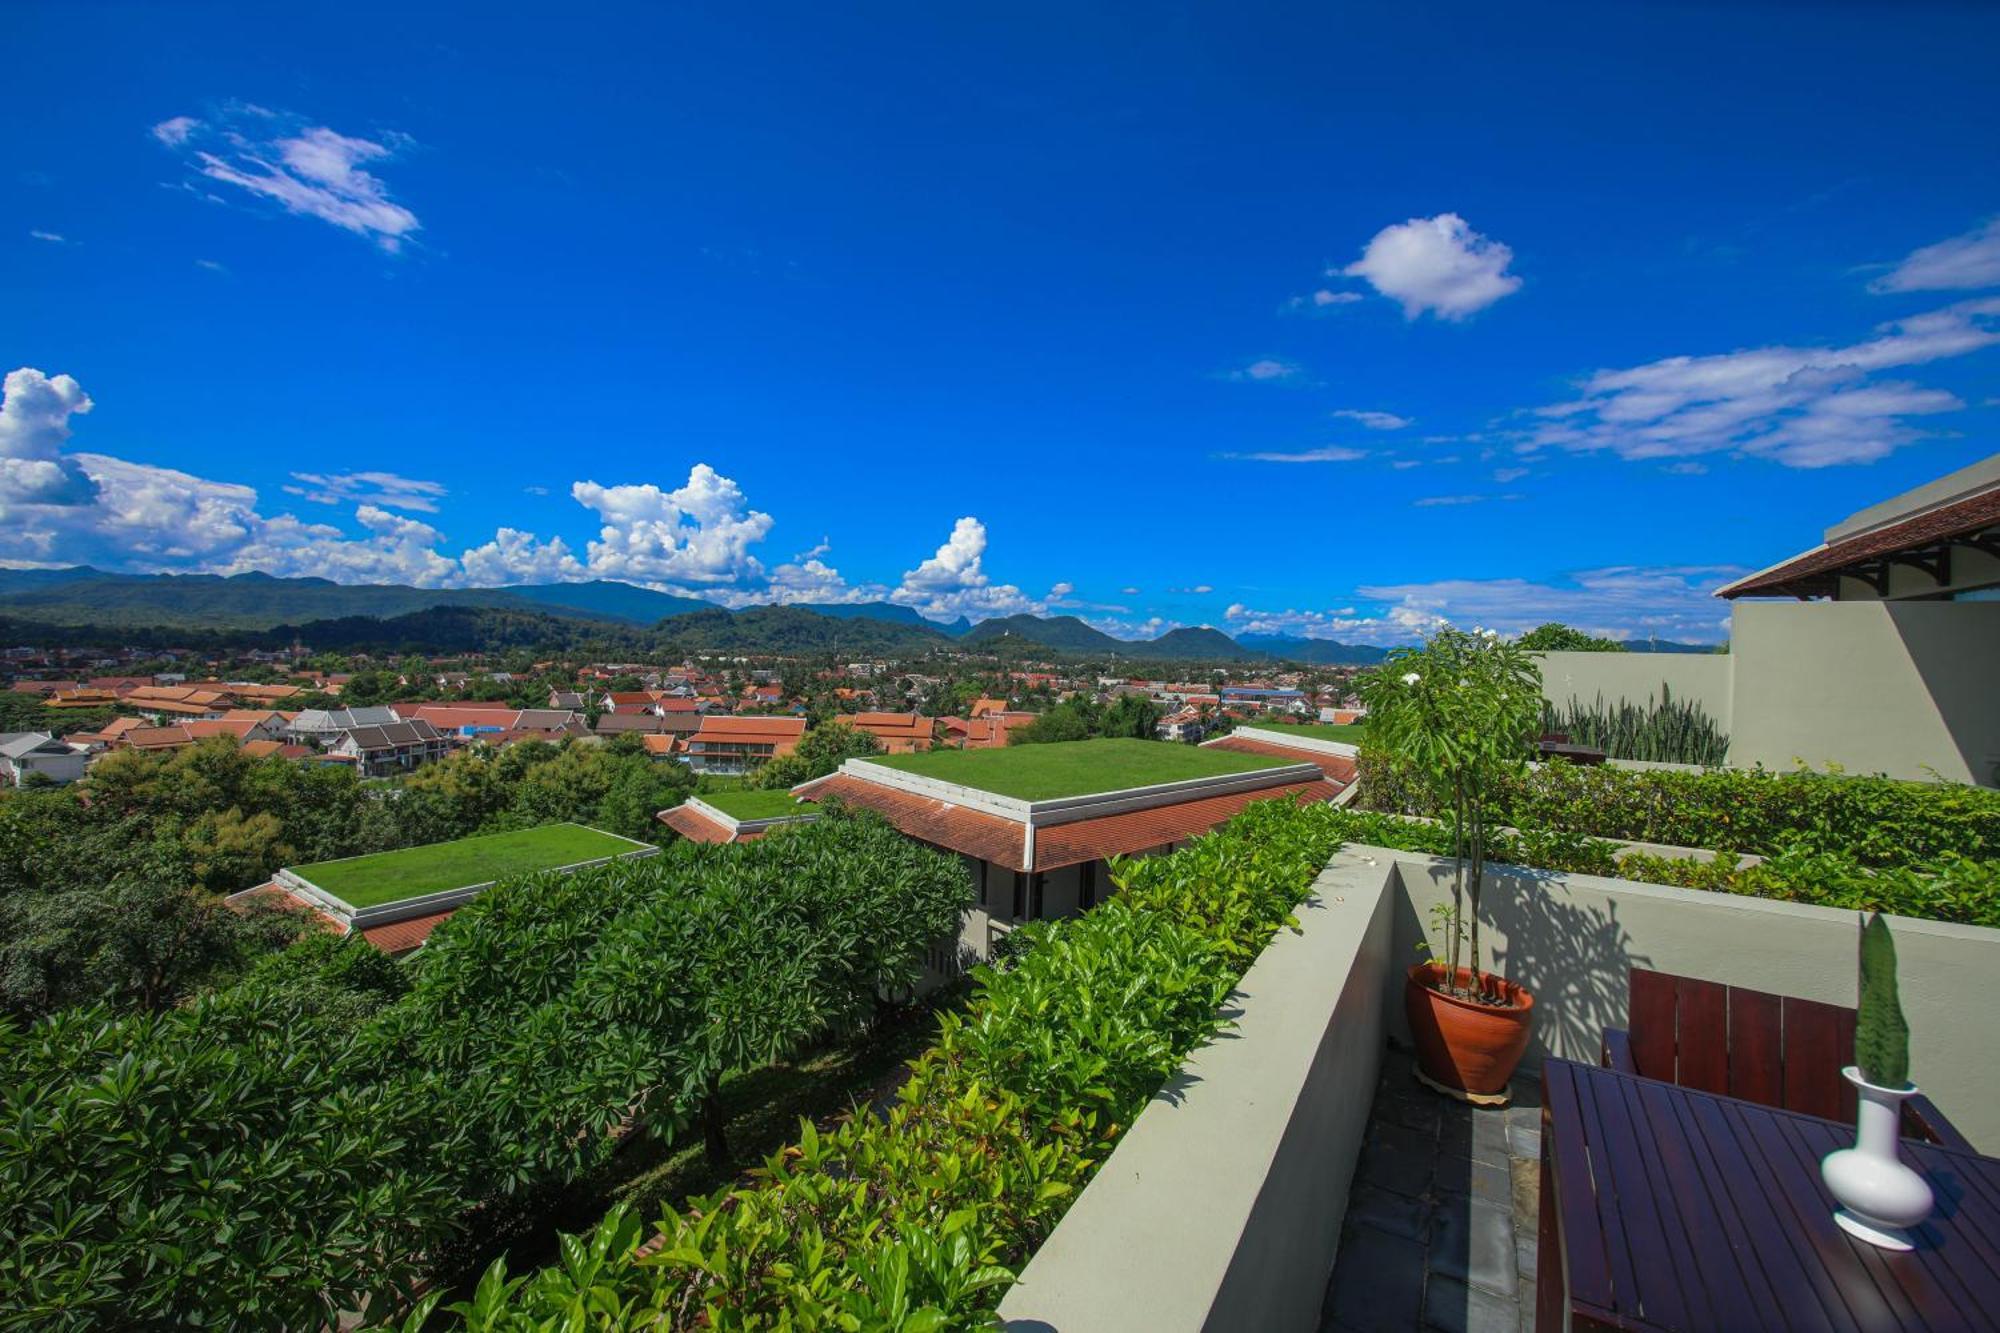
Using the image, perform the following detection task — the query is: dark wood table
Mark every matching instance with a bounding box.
[1539,1059,2000,1331]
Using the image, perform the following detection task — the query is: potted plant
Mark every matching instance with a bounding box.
[1822,913,1933,1250]
[1361,626,1542,1104]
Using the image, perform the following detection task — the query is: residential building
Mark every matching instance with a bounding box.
[938,711,1035,748]
[0,732,88,785]
[330,720,451,776]
[602,691,661,714]
[288,706,399,744]
[548,689,587,710]
[791,739,1349,962]
[593,711,678,737]
[680,715,807,775]
[848,711,935,754]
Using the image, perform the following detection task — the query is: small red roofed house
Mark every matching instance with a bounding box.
[681,715,806,775]
[849,712,935,754]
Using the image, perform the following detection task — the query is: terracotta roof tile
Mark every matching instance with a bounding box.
[659,804,740,843]
[359,910,453,954]
[799,774,1028,869]
[1031,780,1337,870]
[1204,736,1359,785]
[1718,484,2000,598]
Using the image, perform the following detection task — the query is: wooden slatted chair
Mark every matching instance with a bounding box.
[1601,968,1971,1150]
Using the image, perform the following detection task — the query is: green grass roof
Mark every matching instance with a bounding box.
[290,823,650,909]
[700,789,816,822]
[862,737,1293,801]
[1249,722,1367,742]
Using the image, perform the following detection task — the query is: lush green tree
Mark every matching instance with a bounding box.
[1007,697,1098,745]
[1516,622,1628,652]
[1101,693,1164,739]
[749,721,884,789]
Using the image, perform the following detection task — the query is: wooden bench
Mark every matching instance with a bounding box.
[1600,968,1971,1151]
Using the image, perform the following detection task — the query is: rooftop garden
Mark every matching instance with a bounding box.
[697,788,814,822]
[865,735,1290,800]
[289,823,649,908]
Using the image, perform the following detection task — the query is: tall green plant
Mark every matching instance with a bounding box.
[1358,627,1541,996]
[1541,685,1729,766]
[1855,912,1910,1088]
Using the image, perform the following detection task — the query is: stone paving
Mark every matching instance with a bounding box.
[1321,1049,1543,1333]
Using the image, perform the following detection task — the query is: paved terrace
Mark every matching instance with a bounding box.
[1322,1051,1542,1333]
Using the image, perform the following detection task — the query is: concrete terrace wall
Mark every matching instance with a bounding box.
[1534,648,1733,728]
[1728,600,2000,786]
[1384,848,2000,1149]
[997,851,1398,1333]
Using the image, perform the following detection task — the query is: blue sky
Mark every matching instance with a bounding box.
[5,2,1997,644]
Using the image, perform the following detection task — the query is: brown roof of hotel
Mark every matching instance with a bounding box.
[1716,484,2000,599]
[1031,779,1338,870]
[799,773,1029,867]
[659,803,742,844]
[1203,735,1360,786]
[694,715,807,741]
[359,910,455,954]
[849,711,933,740]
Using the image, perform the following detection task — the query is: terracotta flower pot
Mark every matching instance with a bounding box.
[1405,961,1535,1103]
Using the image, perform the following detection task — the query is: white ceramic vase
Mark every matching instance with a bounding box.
[1820,1066,1933,1251]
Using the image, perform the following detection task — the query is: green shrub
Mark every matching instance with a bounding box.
[1617,847,2000,928]
[420,796,1350,1330]
[1541,687,1729,766]
[1358,751,1998,867]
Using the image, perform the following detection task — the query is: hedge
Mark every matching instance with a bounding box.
[1358,749,1998,867]
[417,795,1351,1330]
[0,814,969,1330]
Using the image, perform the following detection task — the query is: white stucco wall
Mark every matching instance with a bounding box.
[1727,599,2000,785]
[998,851,1397,1333]
[1387,849,2000,1149]
[1534,648,1734,728]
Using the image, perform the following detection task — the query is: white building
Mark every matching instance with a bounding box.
[0,732,89,785]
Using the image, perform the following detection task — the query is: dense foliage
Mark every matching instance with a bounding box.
[1006,692,1163,746]
[1358,751,1997,868]
[419,795,1348,1330]
[747,720,884,789]
[0,736,692,1022]
[1542,687,1729,766]
[0,814,969,1330]
[1517,621,1628,652]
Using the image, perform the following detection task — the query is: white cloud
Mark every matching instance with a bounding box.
[158,109,420,252]
[1412,494,1507,507]
[1493,466,1530,483]
[1332,409,1411,431]
[0,368,99,507]
[1527,296,2000,467]
[29,230,66,244]
[458,528,584,585]
[151,116,200,147]
[1284,288,1364,314]
[1121,585,1140,595]
[890,516,1043,620]
[1871,218,2000,294]
[1168,584,1214,595]
[1224,357,1304,383]
[572,466,774,588]
[1341,213,1522,321]
[284,469,447,512]
[195,259,227,273]
[1219,445,1368,463]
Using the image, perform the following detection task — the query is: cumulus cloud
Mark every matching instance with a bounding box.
[572,466,774,588]
[1341,213,1522,321]
[285,469,447,512]
[1527,296,2000,467]
[1219,445,1367,463]
[1283,288,1364,314]
[890,516,1044,620]
[157,108,421,252]
[1332,409,1411,431]
[459,528,584,585]
[1871,218,2000,294]
[0,368,100,507]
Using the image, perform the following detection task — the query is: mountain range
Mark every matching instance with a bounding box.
[0,566,1517,665]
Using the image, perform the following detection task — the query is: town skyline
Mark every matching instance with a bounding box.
[7,3,1998,645]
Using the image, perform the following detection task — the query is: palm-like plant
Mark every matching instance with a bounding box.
[1359,627,1542,999]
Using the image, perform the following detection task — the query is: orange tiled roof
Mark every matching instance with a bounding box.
[359,910,454,953]
[798,773,1028,868]
[694,715,807,742]
[123,725,196,749]
[640,734,681,757]
[1031,780,1337,870]
[659,804,740,843]
[1204,735,1360,786]
[183,718,261,741]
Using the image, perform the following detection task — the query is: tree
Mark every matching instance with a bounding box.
[1357,628,1541,998]
[749,721,884,789]
[1007,697,1099,745]
[1516,622,1628,653]
[1100,694,1163,740]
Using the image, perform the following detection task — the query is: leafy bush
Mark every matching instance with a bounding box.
[1358,750,1998,867]
[0,814,969,1330]
[1542,687,1729,766]
[419,796,1350,1331]
[1617,848,2000,928]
